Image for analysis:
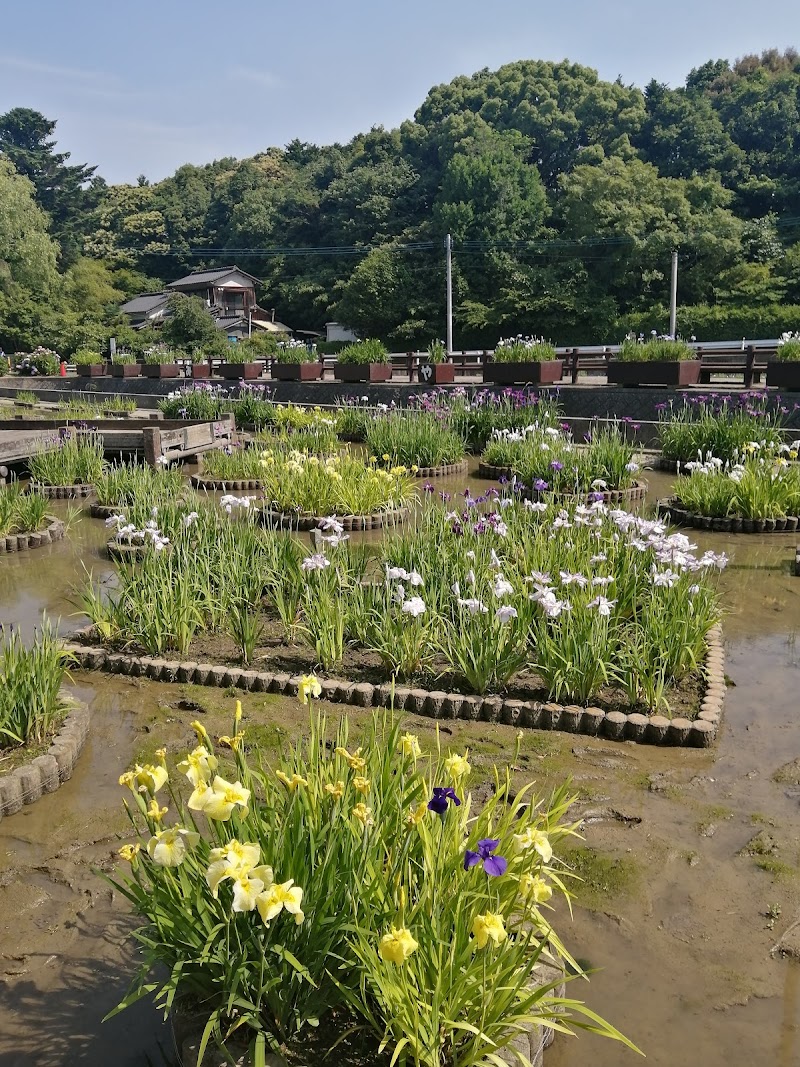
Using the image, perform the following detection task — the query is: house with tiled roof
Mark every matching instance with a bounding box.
[120,266,291,338]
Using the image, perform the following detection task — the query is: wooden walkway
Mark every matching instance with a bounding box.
[0,416,236,473]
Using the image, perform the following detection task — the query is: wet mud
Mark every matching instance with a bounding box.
[0,468,799,1065]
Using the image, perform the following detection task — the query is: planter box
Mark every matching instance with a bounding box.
[333,362,392,383]
[142,364,181,379]
[418,362,455,384]
[482,360,564,385]
[110,363,142,378]
[76,364,107,377]
[606,360,701,387]
[191,363,212,379]
[271,362,324,381]
[766,361,800,391]
[219,362,262,380]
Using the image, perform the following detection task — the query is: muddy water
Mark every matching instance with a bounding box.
[1,469,799,1065]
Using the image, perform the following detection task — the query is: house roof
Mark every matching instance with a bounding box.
[251,318,291,333]
[215,316,248,332]
[167,266,261,290]
[120,292,169,315]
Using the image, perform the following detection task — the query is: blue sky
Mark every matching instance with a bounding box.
[1,0,798,184]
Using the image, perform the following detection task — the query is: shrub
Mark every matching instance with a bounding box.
[16,347,60,376]
[336,338,389,365]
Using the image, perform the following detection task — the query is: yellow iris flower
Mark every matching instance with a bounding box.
[472,912,507,950]
[335,745,366,771]
[444,753,471,781]
[512,828,553,863]
[379,926,418,965]
[405,801,428,827]
[352,802,373,827]
[118,763,168,795]
[399,732,421,759]
[147,798,168,822]
[256,880,305,926]
[176,745,218,787]
[299,674,322,705]
[325,780,345,799]
[519,873,553,904]
[188,775,250,821]
[218,732,245,751]
[118,843,140,863]
[146,825,200,867]
[352,776,371,795]
[276,770,308,793]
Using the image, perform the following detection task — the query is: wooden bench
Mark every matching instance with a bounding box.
[696,345,771,387]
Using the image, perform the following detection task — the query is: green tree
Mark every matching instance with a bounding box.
[161,293,219,348]
[0,108,101,264]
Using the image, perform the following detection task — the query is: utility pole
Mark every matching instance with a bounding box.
[445,234,453,356]
[669,250,678,339]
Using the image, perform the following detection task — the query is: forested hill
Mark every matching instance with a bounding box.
[2,50,800,352]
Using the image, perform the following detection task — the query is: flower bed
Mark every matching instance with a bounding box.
[76,493,724,720]
[0,621,87,820]
[102,704,634,1066]
[411,388,563,452]
[258,450,414,518]
[262,506,409,531]
[657,392,789,466]
[27,435,106,492]
[657,499,800,533]
[92,463,187,516]
[664,453,800,526]
[0,696,90,819]
[365,410,466,471]
[0,483,63,549]
[480,424,640,499]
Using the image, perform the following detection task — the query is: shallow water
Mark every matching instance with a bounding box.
[0,467,799,1065]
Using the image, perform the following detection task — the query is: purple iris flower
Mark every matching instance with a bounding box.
[550,461,564,471]
[428,786,461,814]
[464,838,508,877]
[533,478,549,492]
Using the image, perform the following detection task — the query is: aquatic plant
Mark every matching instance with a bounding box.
[28,434,106,486]
[365,410,466,469]
[658,392,788,464]
[0,483,49,535]
[0,616,73,748]
[109,705,635,1064]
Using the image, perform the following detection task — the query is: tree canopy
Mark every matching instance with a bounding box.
[3,50,800,350]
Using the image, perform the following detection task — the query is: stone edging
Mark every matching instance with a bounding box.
[262,507,409,531]
[0,696,90,821]
[0,516,65,554]
[30,481,95,500]
[478,463,647,505]
[191,473,263,491]
[90,502,119,519]
[106,539,151,560]
[63,623,724,748]
[658,498,800,533]
[413,459,468,478]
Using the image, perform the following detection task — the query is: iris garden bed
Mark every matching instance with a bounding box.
[75,487,726,731]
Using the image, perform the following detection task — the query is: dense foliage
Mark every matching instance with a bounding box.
[4,49,800,351]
